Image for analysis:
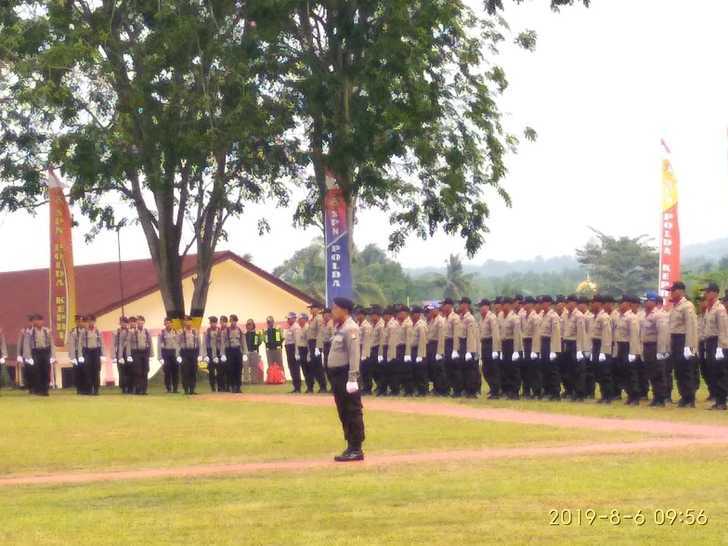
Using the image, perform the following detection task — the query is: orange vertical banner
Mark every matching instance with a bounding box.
[658,140,680,298]
[47,169,77,348]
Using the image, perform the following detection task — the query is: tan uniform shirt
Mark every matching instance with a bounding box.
[501,311,523,353]
[202,328,223,359]
[562,309,588,353]
[307,314,325,349]
[68,327,83,360]
[130,328,153,356]
[538,309,562,354]
[411,318,428,359]
[478,312,502,353]
[111,328,131,361]
[360,319,373,358]
[387,320,405,360]
[327,317,361,381]
[82,328,102,350]
[178,329,201,351]
[613,310,640,356]
[402,316,414,348]
[17,329,30,361]
[590,310,613,355]
[284,323,297,346]
[24,326,55,359]
[445,312,460,341]
[640,309,670,355]
[371,318,385,348]
[668,297,699,350]
[459,312,479,355]
[157,328,180,358]
[703,301,728,348]
[323,319,335,344]
[225,326,249,353]
[427,315,446,356]
[522,310,541,341]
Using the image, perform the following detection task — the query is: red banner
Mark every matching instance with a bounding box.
[47,170,77,347]
[658,143,680,298]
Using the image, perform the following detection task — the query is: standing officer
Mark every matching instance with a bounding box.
[158,318,181,393]
[81,315,103,395]
[386,306,406,396]
[668,281,699,408]
[327,297,365,462]
[538,296,562,401]
[69,314,87,394]
[368,307,384,394]
[580,297,596,398]
[16,317,32,392]
[307,303,329,393]
[426,305,447,396]
[178,316,201,395]
[640,293,670,406]
[613,296,641,405]
[703,283,728,410]
[458,298,480,398]
[130,316,153,395]
[262,315,285,372]
[244,319,262,385]
[359,309,374,394]
[283,313,302,393]
[478,299,502,399]
[410,306,429,396]
[25,314,55,396]
[226,315,248,393]
[219,316,231,391]
[442,298,459,396]
[112,317,132,393]
[500,298,523,399]
[203,317,223,392]
[295,313,312,392]
[377,307,394,395]
[562,295,588,401]
[322,308,335,370]
[521,297,541,399]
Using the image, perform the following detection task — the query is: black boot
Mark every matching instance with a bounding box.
[334,446,364,462]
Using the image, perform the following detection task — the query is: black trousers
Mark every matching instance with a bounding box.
[389,345,406,395]
[83,347,101,395]
[521,338,533,396]
[161,349,179,392]
[285,344,302,392]
[180,349,198,394]
[31,348,51,395]
[401,348,416,395]
[298,346,314,392]
[705,337,725,404]
[671,334,696,403]
[361,351,375,394]
[227,347,243,392]
[376,346,389,395]
[369,346,381,392]
[563,340,585,399]
[330,366,365,450]
[643,342,666,402]
[584,346,596,398]
[559,349,572,396]
[462,350,481,397]
[592,340,614,400]
[540,337,560,398]
[207,352,220,392]
[414,347,429,395]
[613,342,629,398]
[501,339,520,398]
[131,349,150,394]
[699,340,713,398]
[308,340,328,392]
[443,338,454,393]
[74,361,87,394]
[427,341,447,395]
[481,338,501,396]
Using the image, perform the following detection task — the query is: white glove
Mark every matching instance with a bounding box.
[512,352,520,362]
[101,356,107,362]
[361,356,366,362]
[598,353,606,362]
[213,357,219,364]
[416,356,423,363]
[452,350,460,359]
[0,357,5,365]
[77,356,84,364]
[17,358,24,364]
[346,381,359,394]
[221,355,227,363]
[584,352,591,360]
[628,354,636,363]
[577,351,584,362]
[683,347,693,359]
[435,354,443,361]
[657,353,667,361]
[27,358,34,366]
[716,348,725,360]
[50,357,56,364]
[314,348,321,357]
[112,358,117,364]
[549,352,557,362]
[176,356,183,363]
[465,352,473,362]
[530,352,538,360]
[492,351,500,360]
[204,356,210,363]
[126,356,133,363]
[377,355,384,363]
[71,358,78,366]
[243,354,249,362]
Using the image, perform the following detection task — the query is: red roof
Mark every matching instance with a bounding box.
[0,251,314,346]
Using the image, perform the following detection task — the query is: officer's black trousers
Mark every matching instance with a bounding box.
[131,349,149,394]
[389,346,406,395]
[592,339,614,400]
[330,366,365,450]
[643,342,666,402]
[670,334,696,403]
[540,337,560,399]
[180,349,198,394]
[308,341,328,392]
[443,338,454,394]
[414,347,429,395]
[502,339,520,398]
[563,340,585,399]
[361,352,374,394]
[705,337,725,404]
[427,341,447,395]
[299,347,314,392]
[31,348,51,395]
[228,347,243,392]
[74,362,87,394]
[83,347,101,395]
[375,346,389,395]
[481,338,501,396]
[285,344,301,392]
[613,342,629,398]
[698,340,713,398]
[521,338,533,396]
[161,349,178,392]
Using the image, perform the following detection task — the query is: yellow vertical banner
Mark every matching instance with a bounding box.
[47,169,77,347]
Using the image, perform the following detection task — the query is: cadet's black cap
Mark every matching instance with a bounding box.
[555,295,566,304]
[32,313,43,320]
[514,294,524,302]
[411,305,423,313]
[602,295,616,303]
[524,296,536,304]
[656,295,664,304]
[703,282,720,294]
[459,296,472,305]
[119,316,129,323]
[577,296,591,304]
[398,305,410,313]
[208,316,218,323]
[324,308,332,314]
[27,314,35,321]
[440,297,455,305]
[308,302,323,309]
[230,314,238,321]
[129,316,137,321]
[501,297,514,304]
[370,305,382,315]
[670,281,686,291]
[566,294,578,302]
[478,298,491,307]
[220,315,228,322]
[540,295,554,304]
[621,294,638,304]
[494,297,503,304]
[137,315,145,321]
[333,297,354,312]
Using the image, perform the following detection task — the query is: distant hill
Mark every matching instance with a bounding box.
[407,238,728,278]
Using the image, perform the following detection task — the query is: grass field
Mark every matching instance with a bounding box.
[0,383,726,545]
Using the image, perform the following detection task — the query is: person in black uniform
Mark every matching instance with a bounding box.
[178,316,201,395]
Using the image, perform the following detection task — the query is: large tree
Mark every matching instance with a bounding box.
[576,229,659,296]
[0,1,297,319]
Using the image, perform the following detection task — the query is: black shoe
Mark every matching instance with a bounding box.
[708,403,727,411]
[487,393,500,400]
[317,388,328,394]
[677,398,695,408]
[289,389,301,394]
[305,389,314,394]
[706,395,715,402]
[334,449,364,462]
[649,399,666,407]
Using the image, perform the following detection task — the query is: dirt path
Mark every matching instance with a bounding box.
[3,394,727,487]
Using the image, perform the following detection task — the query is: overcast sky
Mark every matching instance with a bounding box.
[1,0,727,274]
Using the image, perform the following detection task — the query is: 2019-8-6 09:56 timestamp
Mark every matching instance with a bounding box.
[548,509,709,526]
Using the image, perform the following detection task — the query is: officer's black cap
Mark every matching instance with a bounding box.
[494,297,503,304]
[333,297,355,312]
[32,313,43,320]
[370,305,382,315]
[524,296,536,304]
[324,308,332,314]
[208,316,218,323]
[230,314,238,321]
[129,316,137,321]
[577,296,591,304]
[478,298,491,307]
[501,297,514,304]
[398,305,410,313]
[411,305,423,313]
[220,316,228,322]
[459,297,471,305]
[670,281,686,291]
[602,295,616,303]
[566,294,578,302]
[540,295,554,304]
[119,316,129,323]
[183,315,192,321]
[555,295,566,304]
[308,302,324,309]
[703,282,720,294]
[440,297,455,305]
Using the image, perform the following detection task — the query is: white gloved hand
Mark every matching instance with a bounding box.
[176,356,183,363]
[512,352,520,362]
[50,357,56,364]
[101,356,106,362]
[243,354,248,362]
[0,357,5,365]
[126,356,133,363]
[577,351,584,362]
[361,355,366,362]
[490,351,499,360]
[17,358,24,364]
[204,356,210,363]
[27,358,34,366]
[404,355,412,363]
[416,356,423,363]
[584,352,592,360]
[716,348,725,360]
[377,355,384,363]
[221,355,227,363]
[314,348,321,357]
[213,357,219,364]
[435,354,443,361]
[465,352,473,362]
[71,358,78,366]
[112,358,117,364]
[530,352,538,360]
[657,353,667,361]
[683,347,693,359]
[452,351,460,359]
[549,352,557,362]
[346,381,359,394]
[78,356,85,364]
[628,354,636,363]
[598,353,606,362]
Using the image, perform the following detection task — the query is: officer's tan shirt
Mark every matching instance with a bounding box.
[613,310,640,356]
[478,312,502,352]
[323,319,335,344]
[68,327,83,360]
[284,322,297,345]
[703,301,728,348]
[307,314,325,349]
[202,327,223,358]
[668,297,699,350]
[387,320,405,359]
[178,329,201,351]
[327,317,361,381]
[24,326,55,359]
[372,318,385,347]
[501,311,523,352]
[360,319,373,358]
[157,328,180,357]
[17,329,30,361]
[412,318,428,359]
[537,309,562,354]
[130,327,153,355]
[445,312,460,340]
[82,327,102,350]
[590,310,613,355]
[402,316,414,348]
[427,314,446,355]
[459,312,479,355]
[562,309,588,353]
[225,325,249,353]
[111,328,131,361]
[640,309,670,354]
[522,310,541,340]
